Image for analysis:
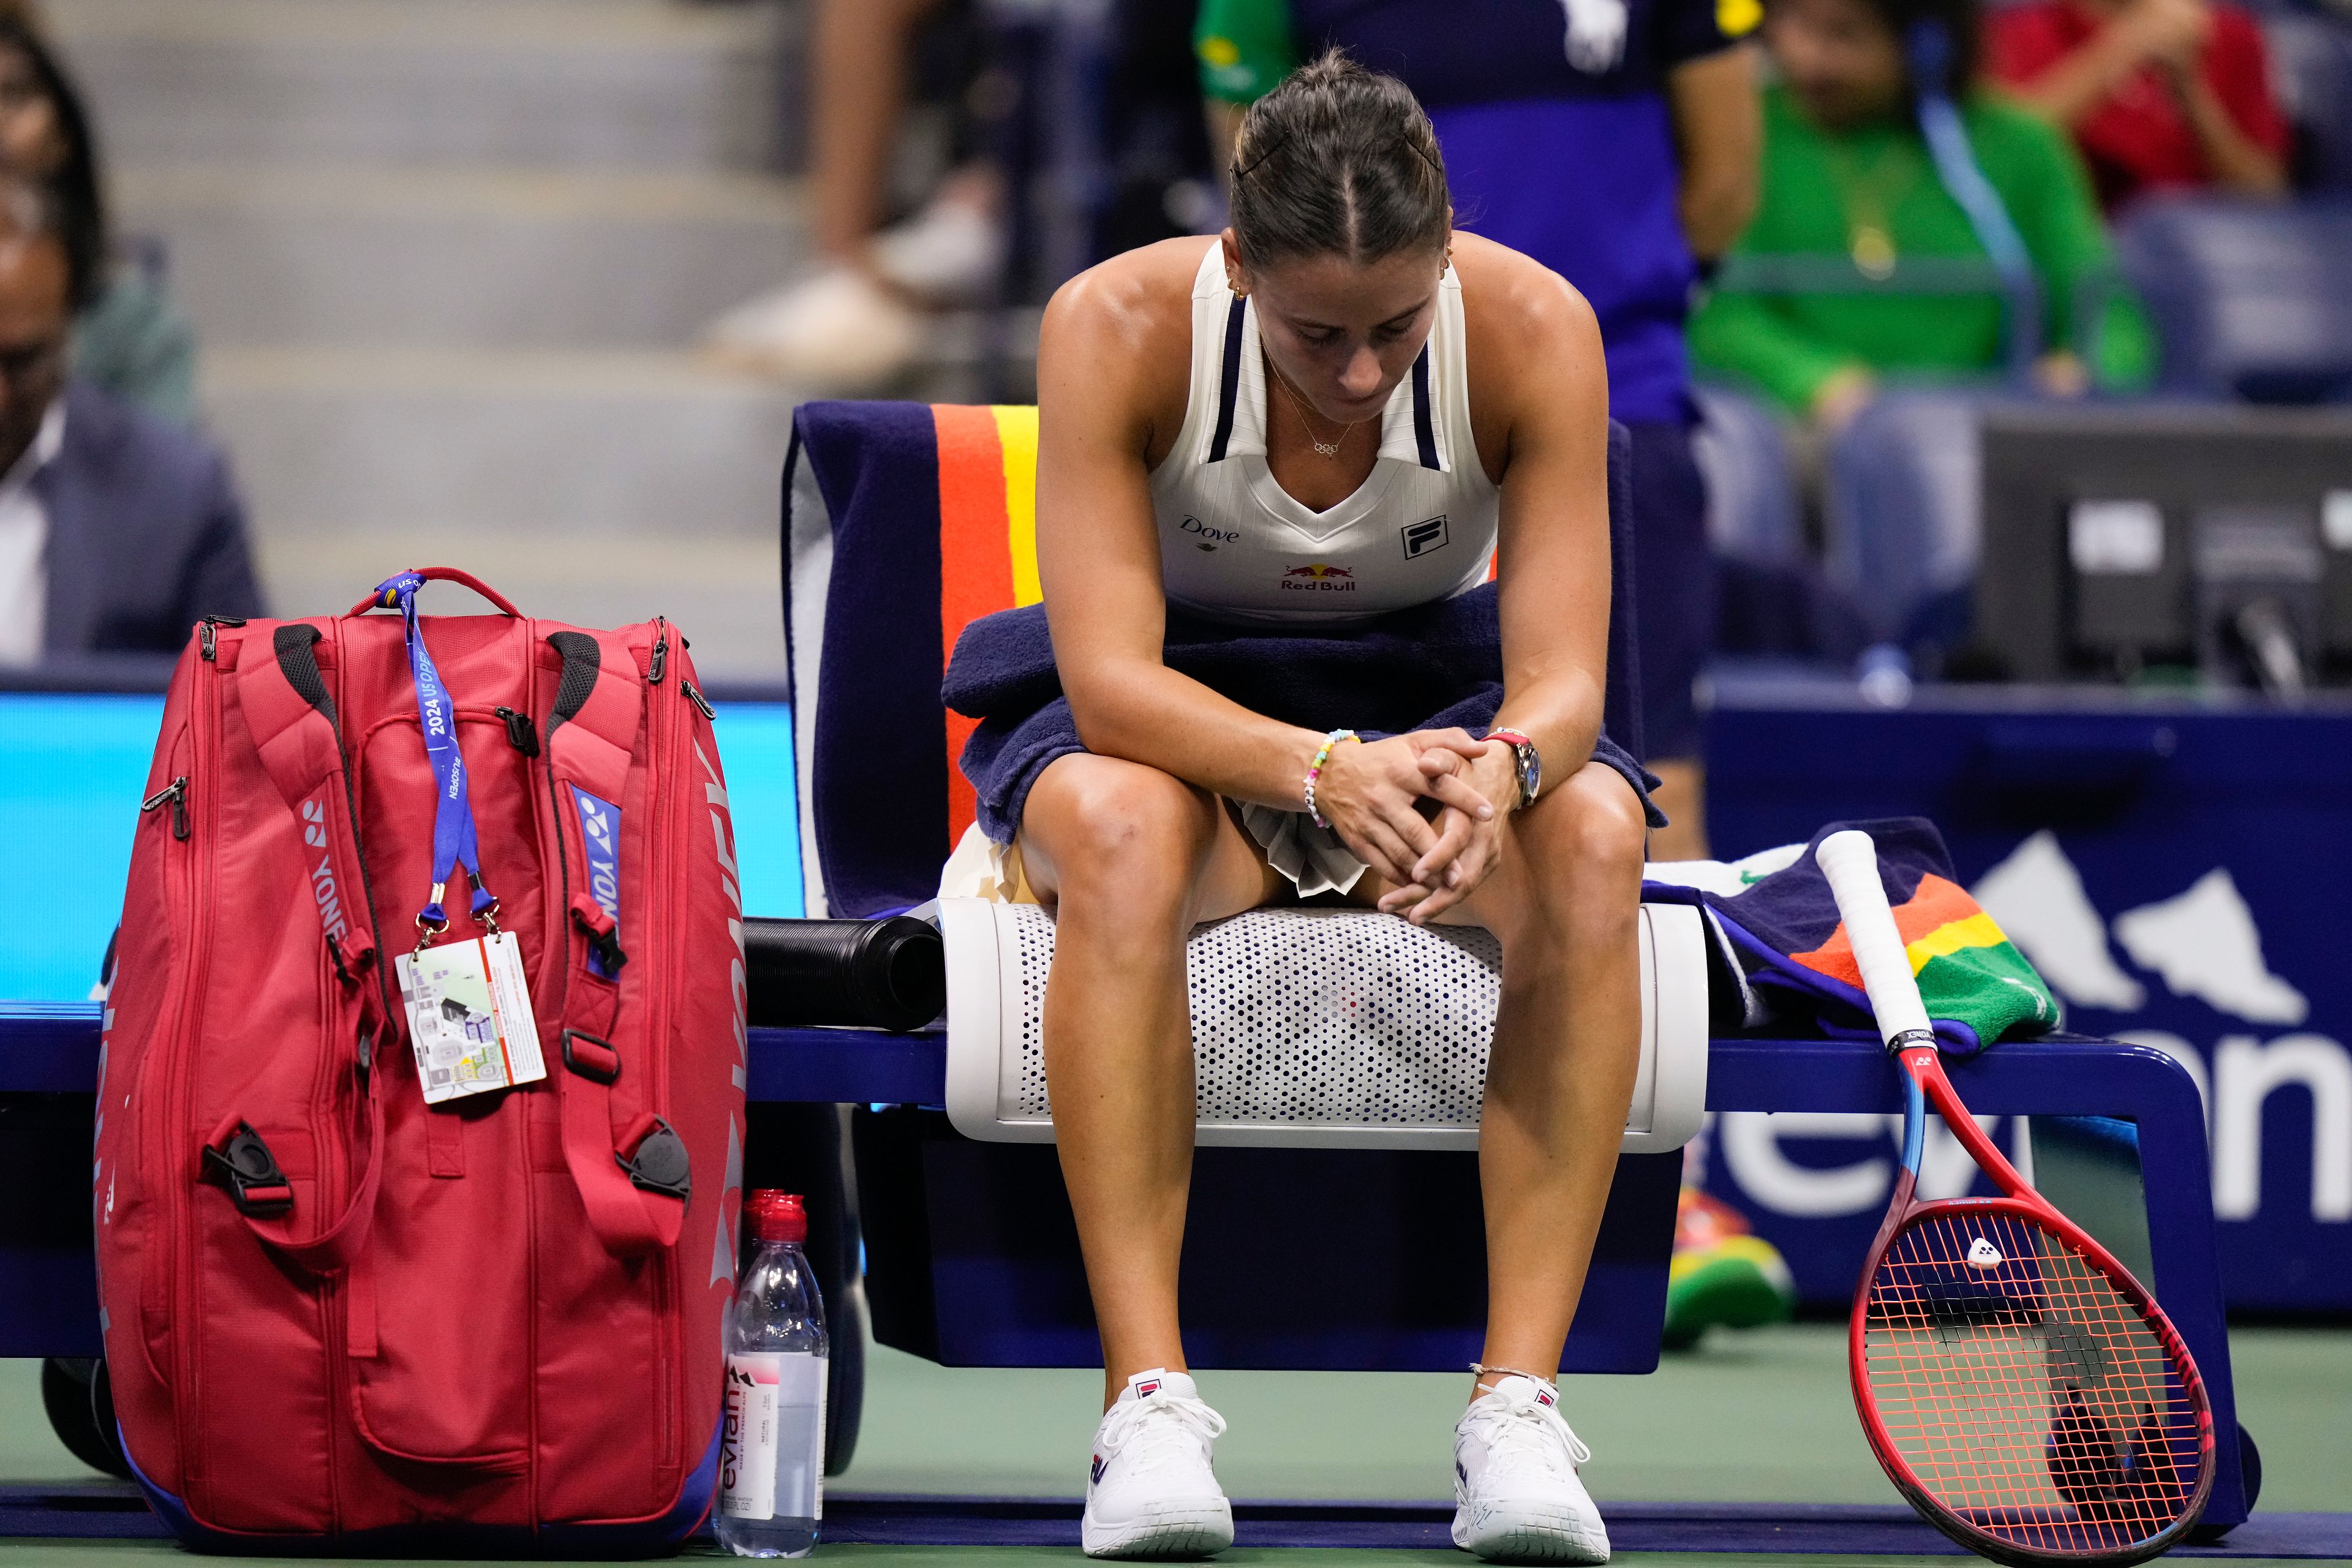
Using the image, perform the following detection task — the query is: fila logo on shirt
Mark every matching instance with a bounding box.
[1401,514,1450,559]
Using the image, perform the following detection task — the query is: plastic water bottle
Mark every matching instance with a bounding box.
[717,1191,828,1558]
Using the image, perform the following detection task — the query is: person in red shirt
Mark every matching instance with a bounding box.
[1988,0,2289,210]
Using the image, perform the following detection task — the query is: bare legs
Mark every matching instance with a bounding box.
[1019,756,1280,1408]
[1019,754,1646,1409]
[1453,763,1648,1393]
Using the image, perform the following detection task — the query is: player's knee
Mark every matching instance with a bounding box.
[1033,758,1211,911]
[1528,764,1647,928]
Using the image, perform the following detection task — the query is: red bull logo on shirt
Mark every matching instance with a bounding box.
[1280,564,1357,594]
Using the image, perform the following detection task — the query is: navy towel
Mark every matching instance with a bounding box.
[943,584,1662,843]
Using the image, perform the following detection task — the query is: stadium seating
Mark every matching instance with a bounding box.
[2119,197,2352,401]
[2266,9,2352,191]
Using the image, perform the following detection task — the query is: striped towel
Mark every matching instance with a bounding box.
[785,401,1040,916]
[1645,818,2058,1053]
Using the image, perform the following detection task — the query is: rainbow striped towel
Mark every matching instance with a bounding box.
[785,401,1043,916]
[1644,818,2057,1054]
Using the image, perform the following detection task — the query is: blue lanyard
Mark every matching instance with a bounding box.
[1907,21,2041,383]
[373,572,497,934]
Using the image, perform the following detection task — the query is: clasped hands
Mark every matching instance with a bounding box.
[1308,729,1517,925]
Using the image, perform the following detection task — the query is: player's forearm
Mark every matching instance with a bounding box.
[1065,657,1324,812]
[1490,668,1607,799]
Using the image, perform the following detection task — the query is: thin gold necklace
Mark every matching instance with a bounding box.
[1267,357,1365,459]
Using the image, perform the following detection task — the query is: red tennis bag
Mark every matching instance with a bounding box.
[93,567,748,1551]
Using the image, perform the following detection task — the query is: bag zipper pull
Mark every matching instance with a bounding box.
[198,614,246,662]
[141,776,190,840]
[494,705,540,756]
[680,676,715,721]
[648,619,668,685]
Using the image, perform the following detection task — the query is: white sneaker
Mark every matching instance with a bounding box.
[1451,1375,1610,1563]
[1081,1368,1235,1559]
[870,189,1005,304]
[700,265,924,391]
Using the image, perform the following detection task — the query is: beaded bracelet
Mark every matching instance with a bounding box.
[1303,728,1359,828]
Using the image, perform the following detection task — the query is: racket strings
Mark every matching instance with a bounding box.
[1861,1208,2201,1555]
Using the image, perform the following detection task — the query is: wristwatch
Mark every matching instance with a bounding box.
[1487,728,1541,810]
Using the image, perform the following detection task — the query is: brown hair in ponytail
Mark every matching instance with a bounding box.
[1228,49,1450,272]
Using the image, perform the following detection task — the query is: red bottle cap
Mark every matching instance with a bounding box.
[745,1189,807,1245]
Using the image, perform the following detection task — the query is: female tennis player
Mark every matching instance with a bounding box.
[1005,51,1651,1562]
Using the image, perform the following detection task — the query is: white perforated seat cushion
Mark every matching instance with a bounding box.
[938,901,1708,1151]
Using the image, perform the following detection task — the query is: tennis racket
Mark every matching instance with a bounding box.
[1816,829,2213,1567]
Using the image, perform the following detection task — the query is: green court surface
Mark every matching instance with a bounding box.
[4,1324,2345,1565]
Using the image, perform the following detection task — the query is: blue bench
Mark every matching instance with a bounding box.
[0,1001,2256,1531]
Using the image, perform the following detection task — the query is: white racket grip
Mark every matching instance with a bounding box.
[1815,829,1936,1049]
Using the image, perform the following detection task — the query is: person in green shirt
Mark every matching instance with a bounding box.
[1690,0,2151,422]
[1688,0,2155,650]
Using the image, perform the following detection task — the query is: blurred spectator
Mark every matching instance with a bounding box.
[0,17,200,426]
[1196,0,1765,859]
[704,0,1003,391]
[1987,0,2290,209]
[0,177,261,666]
[1687,0,2154,429]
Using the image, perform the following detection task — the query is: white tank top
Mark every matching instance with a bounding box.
[1147,241,1499,626]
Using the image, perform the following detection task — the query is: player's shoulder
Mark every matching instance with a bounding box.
[1452,231,1600,361]
[1038,238,1206,433]
[1044,237,1212,348]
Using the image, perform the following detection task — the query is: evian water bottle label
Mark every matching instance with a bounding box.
[720,1352,826,1521]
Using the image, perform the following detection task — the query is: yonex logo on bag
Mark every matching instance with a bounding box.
[303,791,349,943]
[570,785,623,977]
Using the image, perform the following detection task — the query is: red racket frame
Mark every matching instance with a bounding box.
[1849,1044,2215,1567]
